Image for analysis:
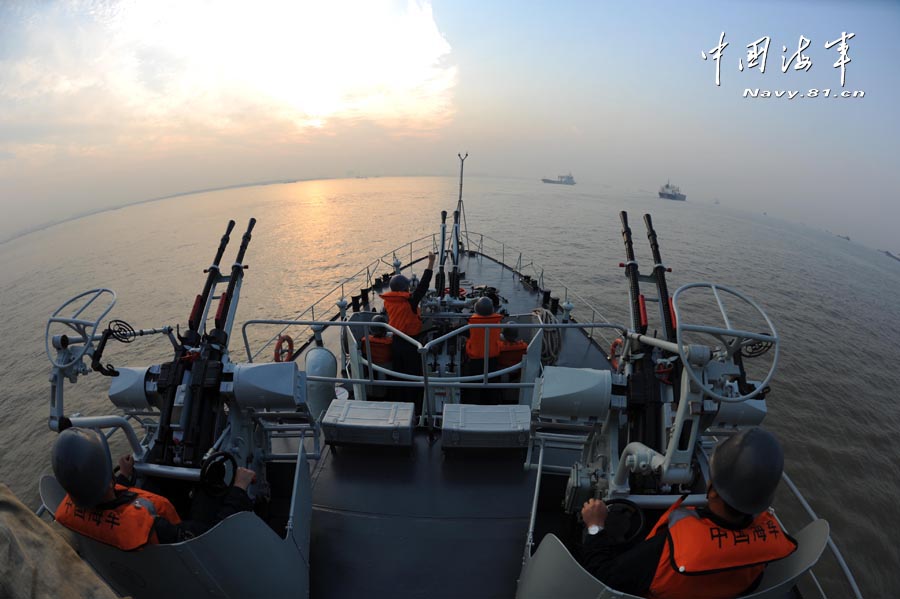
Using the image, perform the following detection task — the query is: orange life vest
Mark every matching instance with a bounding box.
[645,501,797,599]
[466,313,503,359]
[56,484,182,551]
[498,339,528,368]
[381,291,422,337]
[361,335,393,363]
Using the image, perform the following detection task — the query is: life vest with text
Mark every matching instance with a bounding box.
[381,291,422,337]
[466,313,503,359]
[644,502,797,599]
[56,484,182,551]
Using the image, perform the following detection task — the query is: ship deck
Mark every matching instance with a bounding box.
[294,251,611,596]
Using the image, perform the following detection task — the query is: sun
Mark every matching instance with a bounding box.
[106,0,458,132]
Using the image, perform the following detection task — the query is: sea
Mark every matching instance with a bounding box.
[0,176,897,597]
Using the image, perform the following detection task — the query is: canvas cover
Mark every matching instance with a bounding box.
[0,483,123,599]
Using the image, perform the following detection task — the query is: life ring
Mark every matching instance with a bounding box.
[443,287,467,298]
[274,334,294,362]
[609,337,624,371]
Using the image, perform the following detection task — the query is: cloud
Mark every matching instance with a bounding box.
[0,0,458,156]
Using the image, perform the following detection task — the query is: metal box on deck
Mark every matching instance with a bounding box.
[441,404,532,449]
[322,399,415,447]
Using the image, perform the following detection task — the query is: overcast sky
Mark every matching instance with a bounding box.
[1,1,898,248]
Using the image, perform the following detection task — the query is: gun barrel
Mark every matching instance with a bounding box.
[643,213,675,341]
[436,211,448,293]
[449,210,461,298]
[620,211,644,333]
[215,218,256,331]
[190,220,236,333]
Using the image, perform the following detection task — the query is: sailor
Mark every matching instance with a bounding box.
[380,252,435,410]
[462,296,503,403]
[360,314,393,365]
[52,427,255,549]
[497,326,528,369]
[580,428,797,599]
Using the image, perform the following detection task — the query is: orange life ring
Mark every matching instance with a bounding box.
[443,287,467,298]
[274,334,294,362]
[609,337,624,371]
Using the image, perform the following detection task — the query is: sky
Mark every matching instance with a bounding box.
[1,0,898,248]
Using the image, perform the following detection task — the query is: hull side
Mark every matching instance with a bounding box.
[658,192,686,201]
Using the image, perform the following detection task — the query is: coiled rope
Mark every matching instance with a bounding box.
[532,308,561,365]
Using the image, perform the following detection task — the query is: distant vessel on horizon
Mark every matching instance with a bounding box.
[882,250,900,263]
[658,180,686,201]
[541,173,575,185]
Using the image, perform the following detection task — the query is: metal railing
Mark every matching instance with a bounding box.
[247,230,622,362]
[241,318,627,425]
[780,472,864,599]
[248,233,439,362]
[463,231,619,348]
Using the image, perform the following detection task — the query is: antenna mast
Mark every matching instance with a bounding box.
[457,153,470,250]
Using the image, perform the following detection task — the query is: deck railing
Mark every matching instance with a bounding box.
[465,231,619,348]
[241,318,627,426]
[779,472,864,599]
[246,230,621,362]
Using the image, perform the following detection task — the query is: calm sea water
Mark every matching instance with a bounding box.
[1,176,897,596]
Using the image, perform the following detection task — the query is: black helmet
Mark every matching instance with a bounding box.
[710,428,784,516]
[371,314,388,337]
[502,326,518,341]
[474,296,494,316]
[51,427,114,508]
[389,274,410,292]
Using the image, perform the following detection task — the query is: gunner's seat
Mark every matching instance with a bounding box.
[39,447,314,599]
[515,520,830,599]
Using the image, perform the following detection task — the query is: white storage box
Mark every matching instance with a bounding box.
[441,404,532,449]
[322,399,415,447]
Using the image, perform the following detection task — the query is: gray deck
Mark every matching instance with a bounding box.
[309,433,535,598]
[301,252,611,597]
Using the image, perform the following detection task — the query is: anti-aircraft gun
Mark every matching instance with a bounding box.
[41,218,317,599]
[560,211,779,516]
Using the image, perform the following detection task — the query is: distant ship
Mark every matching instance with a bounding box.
[541,173,575,185]
[658,180,686,201]
[882,250,900,263]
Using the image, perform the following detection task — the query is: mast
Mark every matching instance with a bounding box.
[435,210,448,294]
[456,153,470,254]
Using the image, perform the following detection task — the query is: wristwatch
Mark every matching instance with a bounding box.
[587,524,603,535]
